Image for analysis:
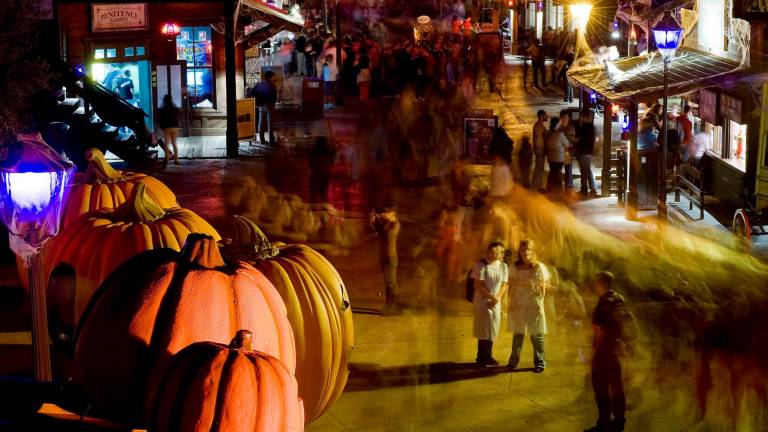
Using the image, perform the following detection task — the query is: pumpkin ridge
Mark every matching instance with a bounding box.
[209,349,240,432]
[151,343,212,432]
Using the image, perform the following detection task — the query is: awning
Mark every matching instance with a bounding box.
[567,47,744,102]
[239,0,304,27]
[235,0,304,46]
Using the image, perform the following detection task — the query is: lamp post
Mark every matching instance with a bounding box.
[0,133,73,380]
[569,3,592,61]
[652,10,683,222]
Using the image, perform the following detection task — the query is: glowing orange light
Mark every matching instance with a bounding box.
[612,105,620,115]
[161,23,180,37]
[630,29,637,39]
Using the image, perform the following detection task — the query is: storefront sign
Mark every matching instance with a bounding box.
[236,98,256,140]
[721,94,742,123]
[698,89,717,125]
[92,3,148,33]
[464,114,498,164]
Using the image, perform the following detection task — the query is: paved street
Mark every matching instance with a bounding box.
[0,58,765,432]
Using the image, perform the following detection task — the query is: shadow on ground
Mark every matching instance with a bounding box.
[346,362,535,391]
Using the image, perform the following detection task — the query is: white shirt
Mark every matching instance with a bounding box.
[472,260,509,341]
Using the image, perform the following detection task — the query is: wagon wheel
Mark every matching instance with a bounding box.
[732,209,751,253]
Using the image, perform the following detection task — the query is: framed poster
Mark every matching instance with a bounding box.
[721,94,742,123]
[236,98,256,140]
[92,3,148,33]
[464,115,498,164]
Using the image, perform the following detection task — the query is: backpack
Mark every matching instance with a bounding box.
[465,259,487,302]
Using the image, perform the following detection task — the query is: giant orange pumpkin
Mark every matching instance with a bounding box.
[146,330,304,432]
[227,215,353,423]
[62,148,177,227]
[74,234,296,423]
[44,182,220,325]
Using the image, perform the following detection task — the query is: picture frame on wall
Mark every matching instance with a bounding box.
[91,3,148,33]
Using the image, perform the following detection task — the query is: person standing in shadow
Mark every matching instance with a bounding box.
[308,136,336,203]
[370,204,401,315]
[253,71,278,145]
[584,271,636,432]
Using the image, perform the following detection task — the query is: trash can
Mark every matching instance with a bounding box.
[637,149,658,210]
[302,77,324,120]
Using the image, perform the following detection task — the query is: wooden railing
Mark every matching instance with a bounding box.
[674,163,706,220]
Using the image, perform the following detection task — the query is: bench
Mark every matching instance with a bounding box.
[673,163,706,220]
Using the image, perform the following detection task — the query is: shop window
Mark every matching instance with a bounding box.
[177,27,214,108]
[726,120,747,171]
[703,122,723,157]
[125,47,135,57]
[95,49,105,60]
[136,46,145,56]
[106,48,117,58]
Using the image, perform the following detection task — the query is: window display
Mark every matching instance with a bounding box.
[177,26,214,108]
[727,120,747,171]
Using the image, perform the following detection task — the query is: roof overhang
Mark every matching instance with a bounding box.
[236,0,304,46]
[567,47,744,102]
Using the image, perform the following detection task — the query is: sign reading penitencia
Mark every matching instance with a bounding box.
[92,3,148,33]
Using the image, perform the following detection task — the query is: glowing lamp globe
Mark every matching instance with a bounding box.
[570,3,592,30]
[652,11,683,60]
[0,133,73,260]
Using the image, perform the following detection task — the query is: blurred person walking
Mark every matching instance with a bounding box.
[518,136,533,189]
[506,240,549,373]
[545,117,568,193]
[370,204,401,315]
[157,94,180,164]
[532,110,548,192]
[471,242,509,367]
[584,271,636,432]
[322,54,338,109]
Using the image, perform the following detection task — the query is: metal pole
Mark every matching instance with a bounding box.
[28,231,51,381]
[335,0,344,106]
[627,24,631,57]
[658,58,669,221]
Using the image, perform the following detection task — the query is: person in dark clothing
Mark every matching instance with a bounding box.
[561,45,575,102]
[584,271,634,432]
[489,127,513,164]
[295,33,308,76]
[308,136,336,203]
[102,63,121,92]
[253,71,278,145]
[370,204,401,315]
[519,136,534,189]
[157,94,180,164]
[576,121,598,195]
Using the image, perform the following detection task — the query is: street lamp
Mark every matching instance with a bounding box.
[0,133,73,380]
[652,10,683,222]
[570,2,592,64]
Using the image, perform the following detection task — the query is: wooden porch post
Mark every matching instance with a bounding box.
[225,0,238,157]
[602,98,612,196]
[625,100,639,220]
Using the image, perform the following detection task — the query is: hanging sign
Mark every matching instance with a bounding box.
[92,3,148,33]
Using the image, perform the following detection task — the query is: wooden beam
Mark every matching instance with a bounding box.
[625,100,639,220]
[225,0,238,157]
[602,99,612,197]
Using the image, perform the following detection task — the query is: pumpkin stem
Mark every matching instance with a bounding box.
[84,148,125,184]
[232,215,279,260]
[112,182,166,222]
[181,233,226,268]
[229,329,253,351]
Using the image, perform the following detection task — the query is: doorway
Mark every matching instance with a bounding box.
[89,43,154,131]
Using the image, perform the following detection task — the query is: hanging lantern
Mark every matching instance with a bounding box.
[413,15,433,44]
[161,22,181,37]
[652,11,683,60]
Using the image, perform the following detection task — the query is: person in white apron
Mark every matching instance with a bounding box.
[507,239,549,372]
[472,241,509,366]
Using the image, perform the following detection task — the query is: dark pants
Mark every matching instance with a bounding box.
[477,339,494,363]
[380,259,399,306]
[592,352,626,428]
[547,161,564,192]
[532,60,546,88]
[508,333,546,368]
[520,162,532,189]
[565,162,573,189]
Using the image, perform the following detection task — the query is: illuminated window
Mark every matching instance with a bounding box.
[698,0,725,51]
[106,48,117,58]
[177,27,214,108]
[95,49,105,59]
[703,122,723,157]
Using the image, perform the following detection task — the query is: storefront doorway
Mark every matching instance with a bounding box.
[88,43,154,131]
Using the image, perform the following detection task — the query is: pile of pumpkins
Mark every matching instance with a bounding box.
[22,149,354,431]
[228,176,368,254]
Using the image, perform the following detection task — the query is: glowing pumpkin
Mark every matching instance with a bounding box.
[146,330,304,432]
[227,215,353,423]
[45,182,220,325]
[73,234,296,423]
